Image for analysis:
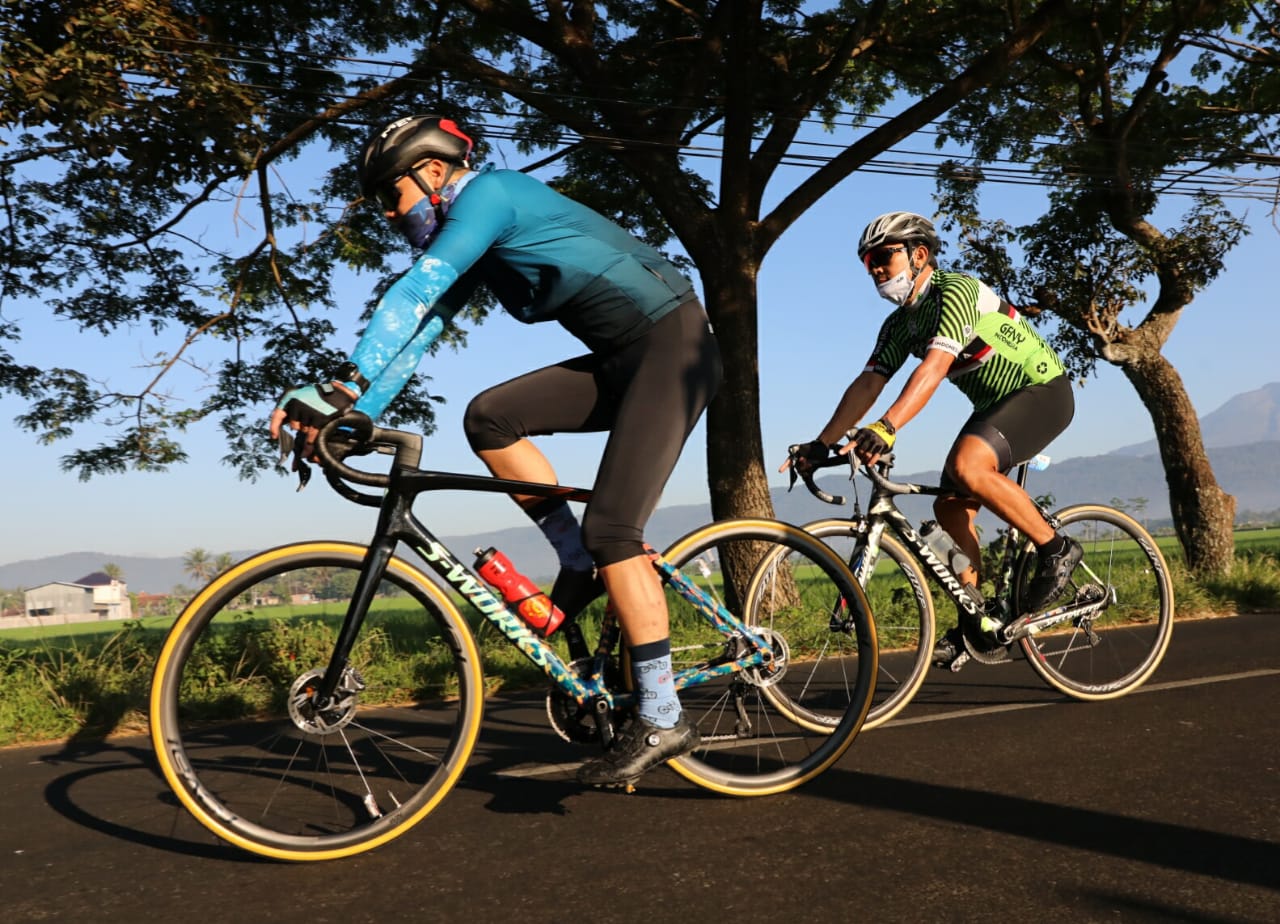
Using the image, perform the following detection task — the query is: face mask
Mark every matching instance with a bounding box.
[875,269,917,306]
[396,197,439,249]
[394,171,476,249]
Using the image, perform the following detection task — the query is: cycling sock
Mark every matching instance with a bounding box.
[1038,533,1067,556]
[526,499,594,573]
[629,638,681,729]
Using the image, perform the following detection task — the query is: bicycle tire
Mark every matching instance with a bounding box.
[150,542,485,861]
[1011,505,1174,700]
[658,518,877,795]
[794,518,935,729]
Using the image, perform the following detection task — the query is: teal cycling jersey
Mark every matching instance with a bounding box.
[349,166,694,418]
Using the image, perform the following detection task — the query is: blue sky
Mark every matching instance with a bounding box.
[2,148,1276,568]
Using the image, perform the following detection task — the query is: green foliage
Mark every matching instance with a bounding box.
[929,1,1278,576]
[1,0,1094,486]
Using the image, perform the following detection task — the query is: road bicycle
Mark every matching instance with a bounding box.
[783,445,1174,729]
[149,414,877,862]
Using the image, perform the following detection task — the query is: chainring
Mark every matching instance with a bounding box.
[545,658,624,745]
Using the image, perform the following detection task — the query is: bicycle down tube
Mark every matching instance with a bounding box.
[313,426,778,714]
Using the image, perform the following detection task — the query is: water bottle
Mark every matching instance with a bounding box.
[918,520,971,575]
[474,547,566,637]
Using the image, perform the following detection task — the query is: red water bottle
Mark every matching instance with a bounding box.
[474,547,566,637]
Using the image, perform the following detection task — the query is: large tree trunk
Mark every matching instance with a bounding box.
[1119,354,1236,575]
[700,258,775,524]
[696,253,797,607]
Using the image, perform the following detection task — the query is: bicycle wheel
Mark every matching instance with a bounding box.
[150,542,485,861]
[1012,505,1174,699]
[658,518,877,795]
[795,519,934,729]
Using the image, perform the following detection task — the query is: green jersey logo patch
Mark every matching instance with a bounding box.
[973,312,1059,385]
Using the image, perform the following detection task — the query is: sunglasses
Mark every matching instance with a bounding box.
[374,173,409,210]
[863,245,907,271]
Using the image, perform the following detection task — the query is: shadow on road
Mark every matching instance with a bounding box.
[33,688,1277,893]
[804,765,1279,891]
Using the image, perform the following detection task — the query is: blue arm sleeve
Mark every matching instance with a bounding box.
[346,175,513,420]
[349,255,462,419]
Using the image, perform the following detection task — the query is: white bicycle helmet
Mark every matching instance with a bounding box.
[856,212,940,259]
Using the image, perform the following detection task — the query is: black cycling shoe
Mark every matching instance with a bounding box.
[932,626,965,666]
[1022,536,1083,613]
[577,716,699,790]
[959,609,1007,660]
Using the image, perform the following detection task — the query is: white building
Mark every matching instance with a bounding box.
[19,571,133,626]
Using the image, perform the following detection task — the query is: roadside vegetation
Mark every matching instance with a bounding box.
[3,531,1278,749]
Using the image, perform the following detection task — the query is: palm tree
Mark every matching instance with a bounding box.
[183,548,214,584]
[102,562,123,582]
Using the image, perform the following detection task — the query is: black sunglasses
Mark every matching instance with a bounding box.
[863,245,907,271]
[374,173,409,210]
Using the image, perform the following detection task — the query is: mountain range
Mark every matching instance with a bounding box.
[4,383,1278,593]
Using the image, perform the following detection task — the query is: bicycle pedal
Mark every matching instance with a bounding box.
[947,650,971,673]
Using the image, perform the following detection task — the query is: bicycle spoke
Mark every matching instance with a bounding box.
[1016,506,1174,699]
[658,520,876,795]
[151,545,483,859]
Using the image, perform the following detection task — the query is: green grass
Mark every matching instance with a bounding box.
[3,530,1279,748]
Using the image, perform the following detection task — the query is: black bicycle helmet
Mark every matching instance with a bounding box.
[856,211,940,259]
[358,115,474,199]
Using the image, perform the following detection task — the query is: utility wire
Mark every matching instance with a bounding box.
[97,32,1280,204]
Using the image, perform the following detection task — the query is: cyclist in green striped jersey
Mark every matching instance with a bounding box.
[784,212,1081,658]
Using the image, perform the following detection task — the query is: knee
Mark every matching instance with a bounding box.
[463,389,519,452]
[944,451,991,495]
[580,509,644,567]
[934,494,963,528]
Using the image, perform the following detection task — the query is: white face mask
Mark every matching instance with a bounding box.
[875,269,917,306]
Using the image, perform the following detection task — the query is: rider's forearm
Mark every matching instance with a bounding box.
[880,352,950,431]
[352,314,447,419]
[346,255,462,418]
[817,371,886,444]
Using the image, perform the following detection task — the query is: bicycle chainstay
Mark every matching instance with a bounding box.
[645,546,780,740]
[949,583,1112,673]
[999,582,1111,645]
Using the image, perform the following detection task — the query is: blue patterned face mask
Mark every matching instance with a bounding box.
[394,172,477,249]
[396,197,439,249]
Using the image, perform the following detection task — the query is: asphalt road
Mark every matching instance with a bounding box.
[2,612,1277,923]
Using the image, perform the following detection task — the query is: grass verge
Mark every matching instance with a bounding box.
[3,541,1279,748]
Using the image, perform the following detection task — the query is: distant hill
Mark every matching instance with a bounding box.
[4,385,1278,592]
[1111,382,1280,456]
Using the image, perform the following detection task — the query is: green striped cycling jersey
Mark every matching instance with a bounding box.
[864,271,1065,411]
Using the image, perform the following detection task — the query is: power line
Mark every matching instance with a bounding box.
[102,32,1279,204]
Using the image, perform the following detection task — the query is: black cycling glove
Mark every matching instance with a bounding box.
[792,439,832,468]
[850,418,896,458]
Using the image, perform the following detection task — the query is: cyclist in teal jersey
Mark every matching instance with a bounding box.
[269,115,722,787]
[782,211,1081,658]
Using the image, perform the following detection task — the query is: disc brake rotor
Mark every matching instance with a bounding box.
[287,666,364,735]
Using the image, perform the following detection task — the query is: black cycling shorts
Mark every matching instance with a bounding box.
[463,299,722,567]
[941,373,1074,490]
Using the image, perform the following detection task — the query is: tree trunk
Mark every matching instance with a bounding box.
[696,252,800,606]
[1119,354,1235,575]
[700,257,774,524]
